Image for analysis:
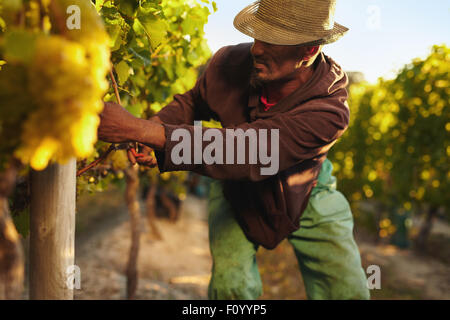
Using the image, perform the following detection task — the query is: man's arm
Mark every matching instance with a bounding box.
[98,48,224,154]
[149,101,349,182]
[98,97,349,181]
[97,102,166,150]
[155,48,225,126]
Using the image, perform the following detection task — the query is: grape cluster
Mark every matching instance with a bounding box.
[0,0,110,171]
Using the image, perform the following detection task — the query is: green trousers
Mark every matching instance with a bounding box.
[207,159,370,300]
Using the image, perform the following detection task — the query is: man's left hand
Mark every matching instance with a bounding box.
[127,143,158,168]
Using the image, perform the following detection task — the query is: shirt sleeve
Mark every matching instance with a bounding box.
[155,98,349,182]
[155,47,228,125]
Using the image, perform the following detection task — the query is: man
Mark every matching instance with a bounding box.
[98,0,370,300]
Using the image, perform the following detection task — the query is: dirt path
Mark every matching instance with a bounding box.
[74,194,449,300]
[75,195,211,299]
[358,242,450,299]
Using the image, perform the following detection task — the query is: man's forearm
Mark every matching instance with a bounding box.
[149,115,163,124]
[130,118,166,151]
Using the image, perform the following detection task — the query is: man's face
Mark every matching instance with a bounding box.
[250,40,312,87]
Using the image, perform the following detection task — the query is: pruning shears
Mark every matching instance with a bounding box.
[114,142,145,158]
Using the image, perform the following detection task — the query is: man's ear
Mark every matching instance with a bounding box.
[304,46,320,59]
[295,45,321,69]
[300,45,321,67]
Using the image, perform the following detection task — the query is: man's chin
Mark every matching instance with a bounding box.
[250,69,269,88]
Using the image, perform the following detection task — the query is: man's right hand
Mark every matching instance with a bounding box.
[98,101,140,143]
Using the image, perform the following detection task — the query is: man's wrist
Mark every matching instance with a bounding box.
[132,118,166,150]
[123,116,143,142]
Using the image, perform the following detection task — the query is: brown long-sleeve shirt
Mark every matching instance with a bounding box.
[155,43,349,249]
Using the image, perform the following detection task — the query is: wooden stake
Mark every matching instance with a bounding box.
[29,159,76,300]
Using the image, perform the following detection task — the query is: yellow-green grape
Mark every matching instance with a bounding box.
[48,0,111,99]
[109,150,129,171]
[50,0,110,91]
[50,0,107,45]
[0,64,33,156]
[14,34,106,170]
[12,0,111,171]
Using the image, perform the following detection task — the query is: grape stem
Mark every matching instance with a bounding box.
[76,68,142,177]
[109,68,143,158]
[110,68,122,105]
[76,144,116,177]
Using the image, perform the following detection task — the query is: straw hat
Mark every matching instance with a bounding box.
[234,0,349,46]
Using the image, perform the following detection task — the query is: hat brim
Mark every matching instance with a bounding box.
[233,1,349,46]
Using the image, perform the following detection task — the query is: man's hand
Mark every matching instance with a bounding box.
[127,143,158,168]
[98,101,166,152]
[98,102,140,143]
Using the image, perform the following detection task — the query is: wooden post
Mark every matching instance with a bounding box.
[29,159,76,300]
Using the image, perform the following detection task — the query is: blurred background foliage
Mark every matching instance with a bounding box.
[4,0,447,256]
[3,0,216,236]
[77,0,216,201]
[328,44,449,249]
[1,0,447,300]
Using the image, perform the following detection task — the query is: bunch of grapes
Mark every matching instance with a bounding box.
[0,0,110,171]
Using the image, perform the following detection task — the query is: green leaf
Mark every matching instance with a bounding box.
[95,0,105,12]
[128,47,151,67]
[117,0,139,17]
[115,60,133,85]
[12,208,30,238]
[74,0,215,196]
[101,4,131,51]
[126,102,144,117]
[136,7,168,50]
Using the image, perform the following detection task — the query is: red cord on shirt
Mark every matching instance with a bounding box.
[260,89,278,111]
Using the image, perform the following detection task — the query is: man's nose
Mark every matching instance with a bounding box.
[251,39,265,56]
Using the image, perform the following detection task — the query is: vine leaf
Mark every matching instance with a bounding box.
[135,8,167,50]
[115,60,133,85]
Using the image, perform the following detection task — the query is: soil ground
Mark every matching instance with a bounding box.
[73,188,450,300]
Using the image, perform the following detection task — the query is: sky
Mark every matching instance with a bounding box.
[204,0,450,83]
